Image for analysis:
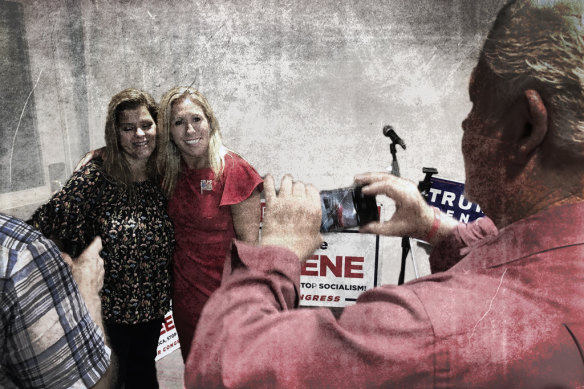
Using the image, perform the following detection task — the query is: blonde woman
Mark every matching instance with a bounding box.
[156,86,262,360]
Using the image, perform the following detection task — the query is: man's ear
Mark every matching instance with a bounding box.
[513,89,549,164]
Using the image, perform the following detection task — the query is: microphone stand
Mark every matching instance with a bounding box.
[390,142,400,178]
[388,140,419,285]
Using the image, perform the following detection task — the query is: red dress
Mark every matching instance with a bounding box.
[168,152,263,360]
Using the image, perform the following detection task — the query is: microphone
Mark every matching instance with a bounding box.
[383,125,406,149]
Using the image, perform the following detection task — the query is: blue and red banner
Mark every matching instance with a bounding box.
[425,177,484,223]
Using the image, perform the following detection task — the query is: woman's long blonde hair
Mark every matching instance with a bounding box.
[156,86,229,198]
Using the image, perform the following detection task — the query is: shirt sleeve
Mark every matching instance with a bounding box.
[185,240,435,389]
[2,232,110,388]
[28,161,103,257]
[429,216,498,273]
[219,153,263,207]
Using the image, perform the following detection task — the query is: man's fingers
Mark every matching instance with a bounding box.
[360,175,416,203]
[307,184,322,222]
[279,175,293,197]
[61,253,74,267]
[359,179,397,199]
[86,237,105,285]
[263,174,276,204]
[359,221,386,235]
[355,171,411,193]
[354,172,393,186]
[306,183,320,204]
[359,221,401,237]
[86,236,103,254]
[292,181,306,198]
[76,237,103,273]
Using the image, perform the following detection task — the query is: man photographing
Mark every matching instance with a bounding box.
[186,0,584,387]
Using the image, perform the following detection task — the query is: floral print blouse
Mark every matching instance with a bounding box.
[29,159,175,324]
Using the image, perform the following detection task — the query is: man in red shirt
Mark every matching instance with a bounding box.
[186,0,584,387]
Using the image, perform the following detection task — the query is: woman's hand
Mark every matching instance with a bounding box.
[74,147,106,172]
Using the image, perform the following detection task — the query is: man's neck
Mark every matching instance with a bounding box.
[491,172,584,228]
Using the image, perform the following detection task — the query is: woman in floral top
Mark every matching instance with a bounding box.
[29,89,174,389]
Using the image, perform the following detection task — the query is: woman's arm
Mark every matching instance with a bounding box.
[74,147,106,172]
[231,188,261,243]
[28,161,103,257]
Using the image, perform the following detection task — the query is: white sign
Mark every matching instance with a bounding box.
[260,199,381,308]
[155,308,180,361]
[299,231,380,308]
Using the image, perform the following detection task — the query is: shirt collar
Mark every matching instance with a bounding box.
[463,201,584,268]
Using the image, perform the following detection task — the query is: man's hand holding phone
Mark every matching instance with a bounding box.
[355,172,458,245]
[261,174,323,261]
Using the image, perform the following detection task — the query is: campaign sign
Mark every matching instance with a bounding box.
[155,307,180,361]
[260,199,381,308]
[426,177,484,223]
[299,231,380,308]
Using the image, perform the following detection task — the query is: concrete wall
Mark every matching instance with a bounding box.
[0,0,507,284]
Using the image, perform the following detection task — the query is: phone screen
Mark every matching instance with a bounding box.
[320,186,378,233]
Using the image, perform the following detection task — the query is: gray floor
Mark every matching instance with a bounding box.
[156,349,185,389]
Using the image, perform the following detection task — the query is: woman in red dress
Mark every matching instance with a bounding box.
[157,86,263,361]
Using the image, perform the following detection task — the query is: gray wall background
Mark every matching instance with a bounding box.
[0,0,507,284]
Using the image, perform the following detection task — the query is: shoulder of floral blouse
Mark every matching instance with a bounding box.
[72,158,107,182]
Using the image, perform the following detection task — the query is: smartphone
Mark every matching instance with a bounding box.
[320,186,379,233]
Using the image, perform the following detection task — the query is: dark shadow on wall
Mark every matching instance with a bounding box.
[0,0,44,193]
[60,0,90,163]
[0,0,90,194]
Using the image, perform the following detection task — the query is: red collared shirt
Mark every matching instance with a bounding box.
[186,203,584,388]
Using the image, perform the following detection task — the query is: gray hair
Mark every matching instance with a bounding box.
[481,0,584,156]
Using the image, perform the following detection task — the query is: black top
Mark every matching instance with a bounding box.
[29,159,175,324]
